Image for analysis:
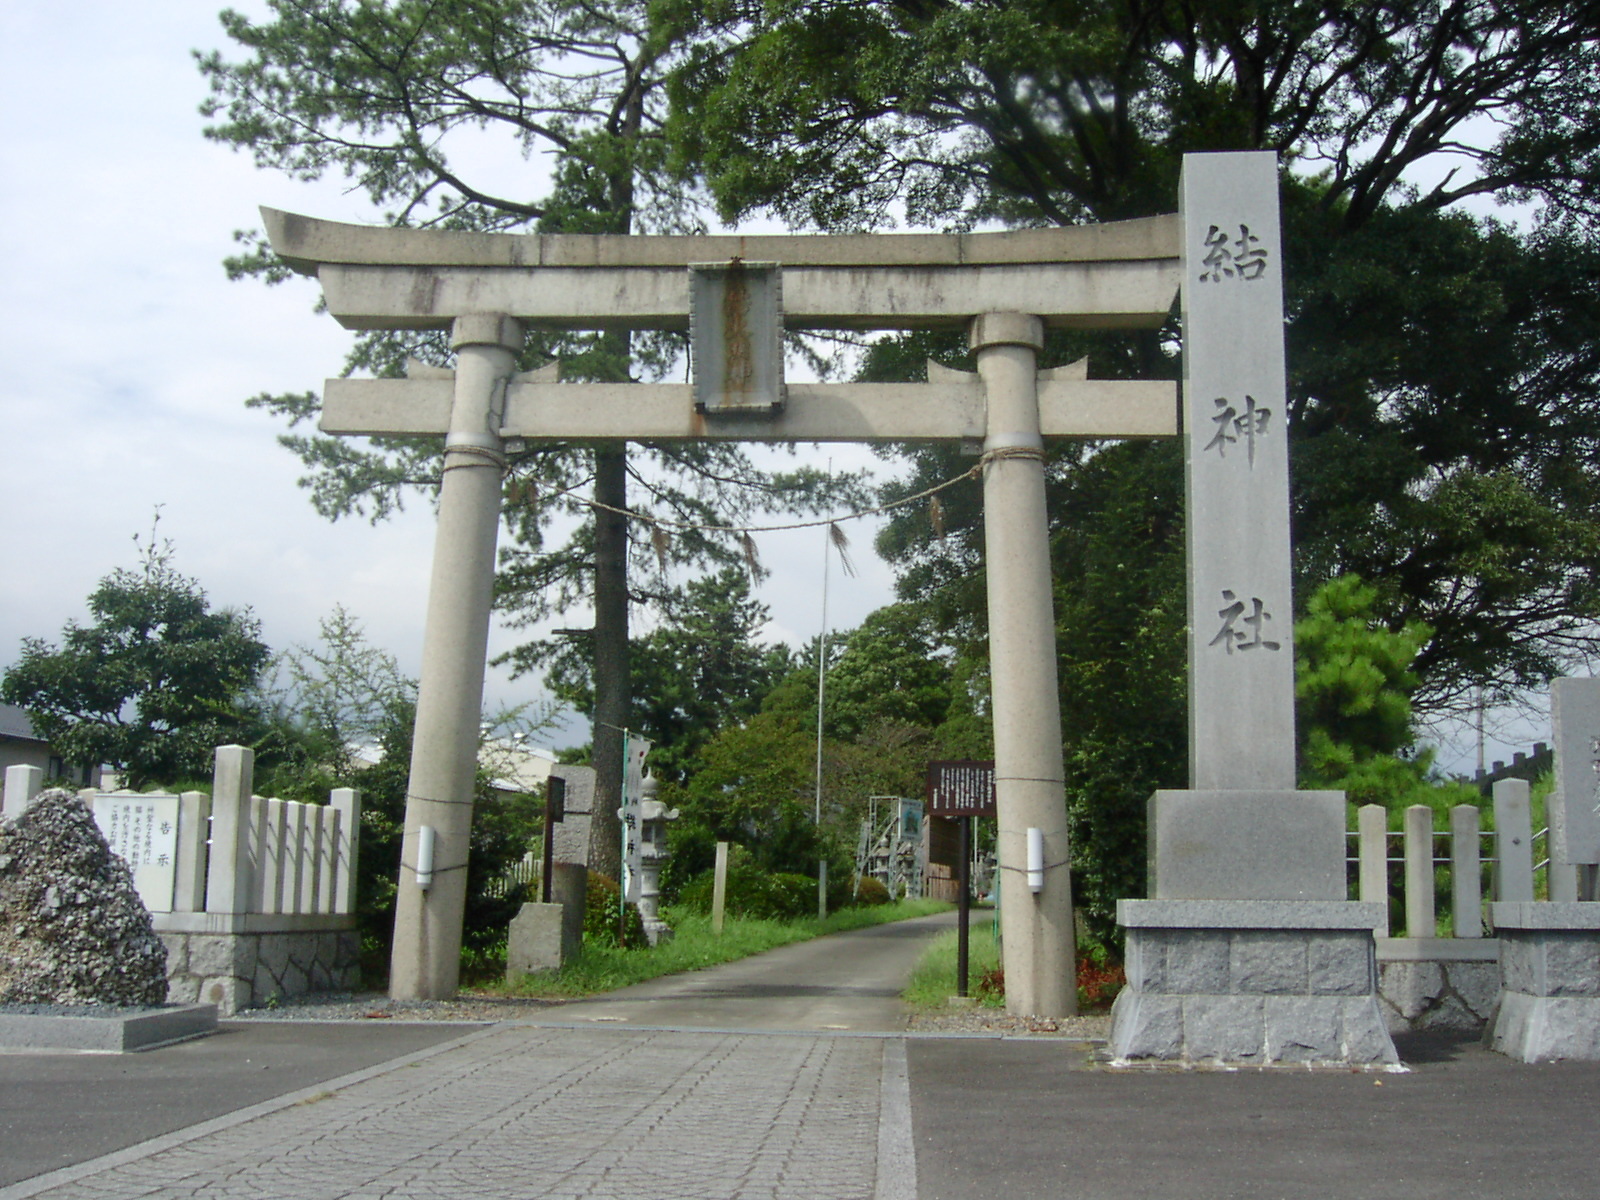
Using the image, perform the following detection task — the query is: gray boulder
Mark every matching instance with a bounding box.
[0,788,167,1005]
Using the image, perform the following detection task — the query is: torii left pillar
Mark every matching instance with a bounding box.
[973,313,1077,1017]
[390,313,523,1000]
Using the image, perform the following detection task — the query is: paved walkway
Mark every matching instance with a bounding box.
[5,912,1600,1200]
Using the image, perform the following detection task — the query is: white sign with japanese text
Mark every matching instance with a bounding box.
[92,793,180,912]
[618,734,653,904]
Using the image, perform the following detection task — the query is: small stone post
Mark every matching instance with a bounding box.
[1492,779,1535,903]
[331,788,362,916]
[173,790,211,912]
[1357,804,1390,936]
[390,313,524,1000]
[3,764,43,820]
[205,746,256,915]
[1450,804,1482,938]
[1403,805,1436,938]
[973,311,1076,1018]
[712,842,730,935]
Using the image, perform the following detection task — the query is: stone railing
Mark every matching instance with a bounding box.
[5,745,361,1013]
[1348,778,1568,1036]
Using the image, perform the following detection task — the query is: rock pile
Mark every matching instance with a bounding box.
[0,789,167,1005]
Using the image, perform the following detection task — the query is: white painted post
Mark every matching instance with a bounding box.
[712,841,729,935]
[1403,805,1436,938]
[205,746,256,914]
[173,790,211,912]
[1493,778,1535,902]
[300,804,325,916]
[1357,804,1390,935]
[318,807,340,915]
[331,788,362,915]
[1450,804,1483,938]
[390,313,523,1001]
[972,311,1076,1018]
[257,799,288,914]
[283,801,307,915]
[3,764,43,819]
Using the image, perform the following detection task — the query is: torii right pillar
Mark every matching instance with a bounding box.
[1108,153,1399,1066]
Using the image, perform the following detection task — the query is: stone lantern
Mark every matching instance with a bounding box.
[636,771,679,945]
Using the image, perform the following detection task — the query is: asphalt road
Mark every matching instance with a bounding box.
[532,909,960,1032]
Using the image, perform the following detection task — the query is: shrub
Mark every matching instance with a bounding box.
[678,863,820,921]
[849,876,891,907]
[583,872,647,948]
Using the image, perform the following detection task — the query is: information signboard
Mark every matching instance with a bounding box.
[92,793,180,912]
[926,760,997,818]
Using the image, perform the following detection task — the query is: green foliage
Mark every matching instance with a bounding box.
[539,568,792,782]
[582,872,648,949]
[850,875,891,907]
[676,861,819,922]
[665,2,1600,233]
[1,531,271,790]
[1295,576,1480,815]
[902,924,1005,1012]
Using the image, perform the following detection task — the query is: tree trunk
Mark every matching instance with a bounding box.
[588,443,628,882]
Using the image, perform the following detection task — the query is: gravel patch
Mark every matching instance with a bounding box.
[906,1004,1111,1040]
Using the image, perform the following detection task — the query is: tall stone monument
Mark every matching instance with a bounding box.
[1107,153,1398,1065]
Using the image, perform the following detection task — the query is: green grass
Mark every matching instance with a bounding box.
[902,919,1003,1010]
[485,898,952,998]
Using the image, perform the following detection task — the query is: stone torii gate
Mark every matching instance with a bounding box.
[265,153,1395,1062]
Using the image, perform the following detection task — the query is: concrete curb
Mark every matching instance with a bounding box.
[0,1004,217,1053]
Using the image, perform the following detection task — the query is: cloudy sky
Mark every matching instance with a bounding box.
[0,2,898,752]
[0,2,1538,772]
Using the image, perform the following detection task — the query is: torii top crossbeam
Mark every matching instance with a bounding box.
[262,208,1181,332]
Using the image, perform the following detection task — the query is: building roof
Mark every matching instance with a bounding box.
[0,703,44,743]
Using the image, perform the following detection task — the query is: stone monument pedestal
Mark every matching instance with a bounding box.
[1109,899,1397,1065]
[506,900,581,981]
[1487,902,1600,1061]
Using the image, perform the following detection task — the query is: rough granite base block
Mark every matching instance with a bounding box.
[506,902,572,980]
[1487,902,1600,1061]
[1110,899,1399,1066]
[1375,941,1500,1034]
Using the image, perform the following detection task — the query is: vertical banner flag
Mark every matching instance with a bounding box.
[619,732,653,904]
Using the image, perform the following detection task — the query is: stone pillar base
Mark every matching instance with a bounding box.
[1109,900,1398,1066]
[506,902,579,980]
[1487,902,1600,1062]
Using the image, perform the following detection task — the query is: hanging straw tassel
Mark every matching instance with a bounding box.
[650,520,670,573]
[740,532,761,575]
[829,522,858,577]
[929,495,946,540]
